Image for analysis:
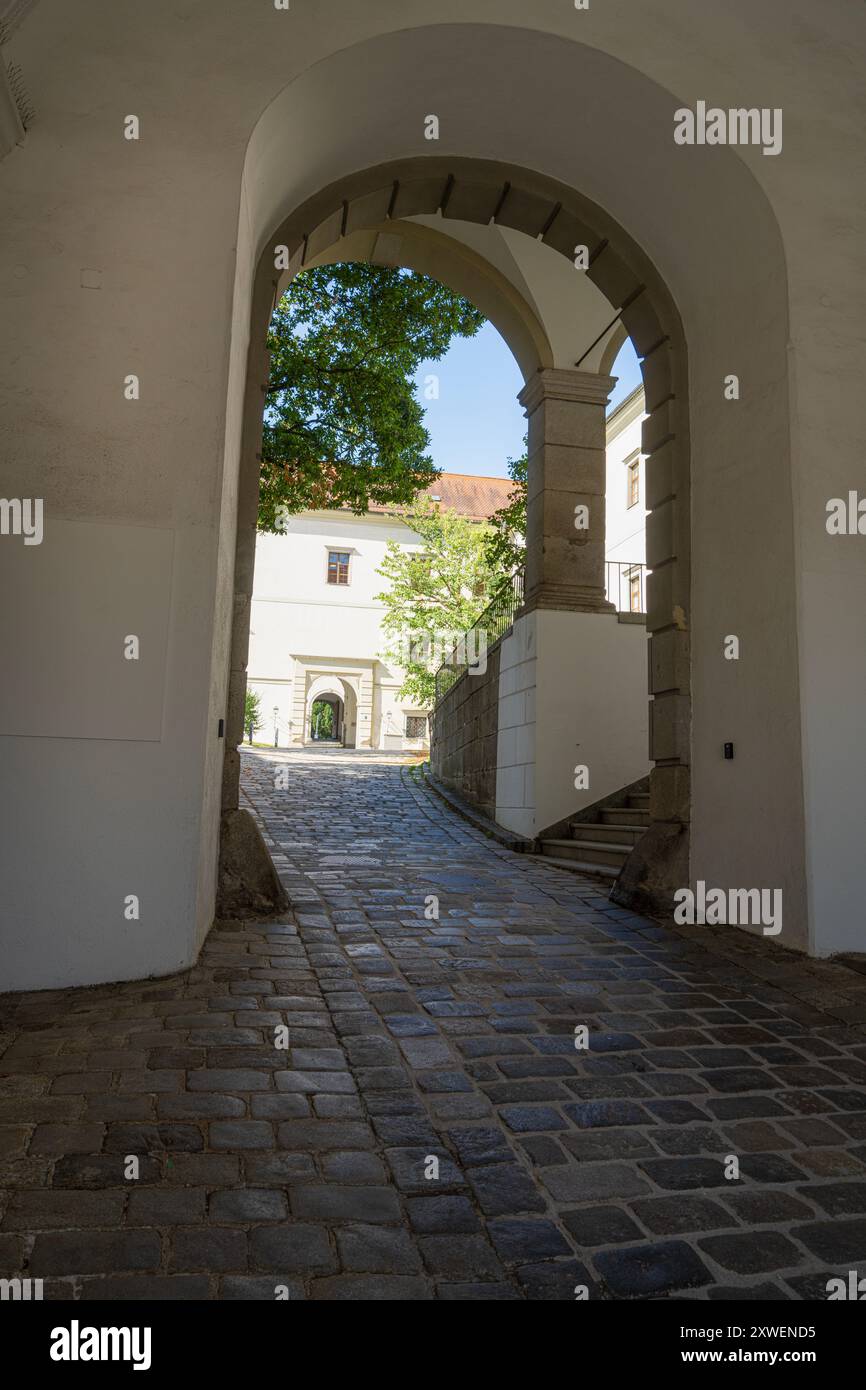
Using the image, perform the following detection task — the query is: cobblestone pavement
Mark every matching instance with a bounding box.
[3,747,866,1301]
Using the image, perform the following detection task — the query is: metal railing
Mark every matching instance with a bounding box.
[434,569,525,705]
[432,564,644,706]
[606,561,649,615]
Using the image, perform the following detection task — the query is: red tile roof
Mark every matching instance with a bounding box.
[368,472,515,522]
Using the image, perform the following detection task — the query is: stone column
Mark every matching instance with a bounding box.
[217,335,287,918]
[518,368,616,613]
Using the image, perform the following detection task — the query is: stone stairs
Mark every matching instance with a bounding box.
[538,789,650,880]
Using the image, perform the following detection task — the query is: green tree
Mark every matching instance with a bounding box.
[244,688,263,744]
[375,497,513,706]
[258,264,485,530]
[483,448,527,575]
[311,699,335,738]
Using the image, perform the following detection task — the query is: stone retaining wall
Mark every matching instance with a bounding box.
[429,641,502,821]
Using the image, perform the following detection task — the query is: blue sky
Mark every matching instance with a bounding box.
[414,323,642,479]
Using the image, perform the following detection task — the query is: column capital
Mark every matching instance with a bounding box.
[518,367,617,415]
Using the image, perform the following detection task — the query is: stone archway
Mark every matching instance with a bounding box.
[5,12,830,993]
[208,22,809,959]
[309,693,343,743]
[222,153,691,920]
[305,675,351,745]
[341,680,358,749]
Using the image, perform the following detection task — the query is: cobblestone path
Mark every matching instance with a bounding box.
[2,746,866,1300]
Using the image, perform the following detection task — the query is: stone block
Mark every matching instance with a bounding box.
[648,627,689,697]
[392,177,447,219]
[639,341,673,411]
[650,764,690,823]
[642,398,676,456]
[442,180,502,224]
[535,443,607,497]
[217,808,288,919]
[344,187,392,235]
[494,185,552,237]
[541,207,603,263]
[646,497,676,567]
[646,560,688,632]
[650,691,690,763]
[535,396,607,450]
[609,820,690,920]
[304,208,344,262]
[588,244,643,308]
[645,438,676,510]
[620,290,667,355]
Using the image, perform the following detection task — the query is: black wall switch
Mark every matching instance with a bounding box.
[724,742,734,759]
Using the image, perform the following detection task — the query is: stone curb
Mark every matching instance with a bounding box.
[410,763,539,855]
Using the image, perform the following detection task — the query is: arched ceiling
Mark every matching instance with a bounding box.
[261,154,676,411]
[294,213,624,381]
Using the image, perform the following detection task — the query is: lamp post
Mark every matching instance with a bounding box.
[273,706,279,749]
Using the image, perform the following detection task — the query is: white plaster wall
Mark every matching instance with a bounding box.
[249,516,414,670]
[495,613,537,837]
[248,513,426,749]
[2,2,863,984]
[535,611,650,834]
[0,520,173,741]
[495,609,649,838]
[246,677,294,747]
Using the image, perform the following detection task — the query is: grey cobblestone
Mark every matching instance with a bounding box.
[3,745,866,1299]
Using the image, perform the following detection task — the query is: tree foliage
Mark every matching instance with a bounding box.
[375,497,514,706]
[482,448,528,575]
[311,699,335,738]
[258,263,485,530]
[244,687,262,743]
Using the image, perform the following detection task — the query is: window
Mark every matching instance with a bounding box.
[327,550,350,585]
[405,715,427,740]
[627,566,643,613]
[626,456,640,508]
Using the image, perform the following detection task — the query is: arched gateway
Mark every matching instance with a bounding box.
[222,152,694,925]
[5,10,859,991]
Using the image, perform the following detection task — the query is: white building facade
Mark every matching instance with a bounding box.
[604,385,648,612]
[246,474,513,752]
[248,403,647,754]
[248,509,430,753]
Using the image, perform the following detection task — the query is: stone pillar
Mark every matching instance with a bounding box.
[518,368,616,613]
[217,339,287,919]
[610,338,691,919]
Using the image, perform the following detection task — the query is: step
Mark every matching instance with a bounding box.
[541,837,632,869]
[536,847,619,880]
[627,792,650,808]
[601,806,650,827]
[570,837,634,868]
[570,821,647,847]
